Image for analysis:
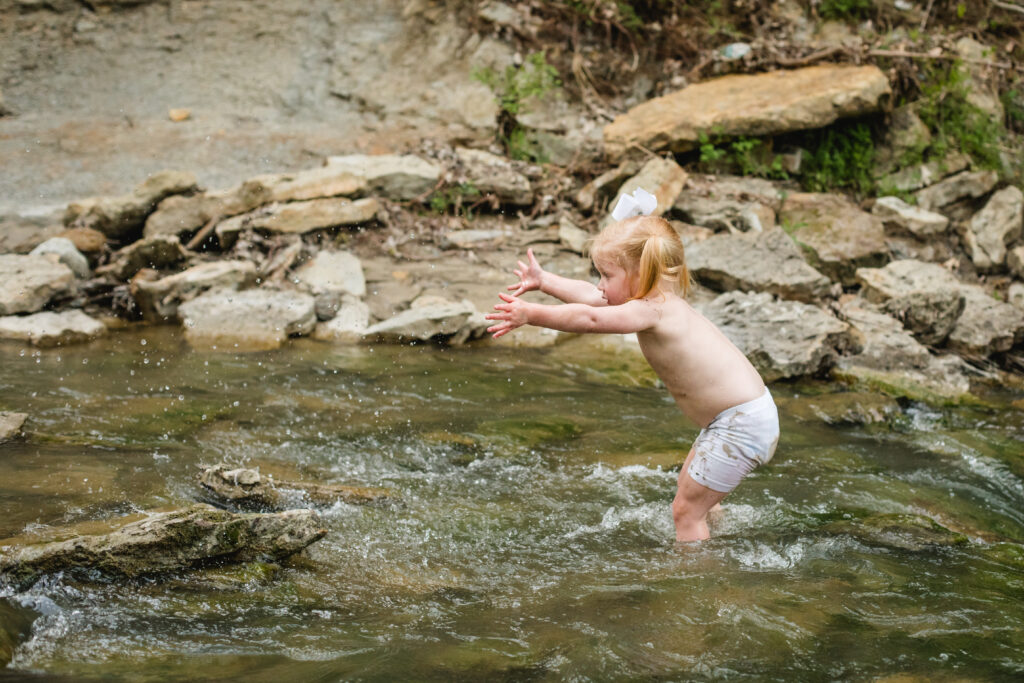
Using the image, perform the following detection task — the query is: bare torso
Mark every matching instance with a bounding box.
[636,293,765,429]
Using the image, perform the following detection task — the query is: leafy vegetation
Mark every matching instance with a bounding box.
[817,0,873,20]
[429,183,481,218]
[914,61,1005,172]
[799,121,876,196]
[697,131,788,180]
[473,52,562,162]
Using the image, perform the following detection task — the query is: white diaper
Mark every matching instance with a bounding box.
[687,388,779,493]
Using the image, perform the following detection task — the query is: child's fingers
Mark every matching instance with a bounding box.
[498,292,515,303]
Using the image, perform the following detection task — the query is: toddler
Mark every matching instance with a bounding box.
[485,212,779,542]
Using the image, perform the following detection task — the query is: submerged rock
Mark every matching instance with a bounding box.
[697,291,858,382]
[0,310,106,347]
[199,464,391,510]
[178,288,317,350]
[826,513,968,552]
[687,228,831,303]
[0,598,36,667]
[0,505,326,591]
[786,391,900,426]
[0,254,75,315]
[0,412,28,443]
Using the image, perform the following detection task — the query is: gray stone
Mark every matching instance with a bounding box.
[363,297,485,345]
[575,161,641,212]
[686,227,832,303]
[29,237,90,278]
[216,197,379,249]
[558,216,591,254]
[0,412,28,443]
[455,147,533,205]
[0,505,326,590]
[178,288,317,350]
[289,250,366,298]
[672,174,784,232]
[144,179,278,239]
[439,229,509,250]
[856,260,965,345]
[96,234,188,280]
[878,152,970,193]
[132,260,257,320]
[946,285,1024,357]
[325,154,442,201]
[696,291,858,382]
[604,64,891,161]
[199,464,390,510]
[313,299,370,343]
[65,170,198,239]
[0,254,75,315]
[0,210,64,255]
[874,105,932,176]
[872,195,949,238]
[833,298,972,403]
[961,185,1023,271]
[779,193,889,286]
[1009,281,1024,309]
[825,513,967,552]
[914,169,998,211]
[1008,246,1024,280]
[0,310,106,347]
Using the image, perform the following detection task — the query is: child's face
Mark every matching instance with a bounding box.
[594,258,634,305]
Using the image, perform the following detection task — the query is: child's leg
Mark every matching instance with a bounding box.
[672,448,728,542]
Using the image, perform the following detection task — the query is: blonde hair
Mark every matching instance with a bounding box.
[588,215,692,300]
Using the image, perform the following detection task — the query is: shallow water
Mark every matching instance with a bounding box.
[1,328,1022,681]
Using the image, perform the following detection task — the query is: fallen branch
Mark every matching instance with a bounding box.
[868,49,1020,71]
[991,0,1024,16]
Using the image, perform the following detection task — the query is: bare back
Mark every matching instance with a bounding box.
[636,292,765,428]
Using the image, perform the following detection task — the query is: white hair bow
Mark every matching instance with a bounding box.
[611,187,657,221]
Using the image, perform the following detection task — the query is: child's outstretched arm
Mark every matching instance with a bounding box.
[507,248,605,306]
[486,293,659,338]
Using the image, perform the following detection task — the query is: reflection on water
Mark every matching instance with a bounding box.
[1,328,1022,680]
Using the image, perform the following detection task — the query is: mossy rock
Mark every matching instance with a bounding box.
[785,391,900,426]
[826,513,968,552]
[476,415,581,448]
[831,366,977,407]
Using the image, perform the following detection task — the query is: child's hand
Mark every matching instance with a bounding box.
[485,293,530,338]
[507,248,544,297]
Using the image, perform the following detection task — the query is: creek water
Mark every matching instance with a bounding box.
[1,328,1022,681]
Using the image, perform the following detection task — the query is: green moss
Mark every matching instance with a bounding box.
[800,120,876,197]
[915,61,1006,173]
[428,182,481,218]
[818,0,873,20]
[696,131,789,180]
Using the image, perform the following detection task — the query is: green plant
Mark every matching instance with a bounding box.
[429,183,481,218]
[915,61,1005,172]
[818,0,873,20]
[473,52,562,162]
[697,132,788,180]
[800,121,876,196]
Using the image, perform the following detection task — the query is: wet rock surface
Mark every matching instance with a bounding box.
[0,310,107,347]
[199,464,391,510]
[0,504,327,591]
[0,412,28,443]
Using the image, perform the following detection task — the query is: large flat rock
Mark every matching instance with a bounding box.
[604,64,890,161]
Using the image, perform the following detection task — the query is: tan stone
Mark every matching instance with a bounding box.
[58,227,107,253]
[168,108,191,122]
[606,157,687,223]
[603,65,891,161]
